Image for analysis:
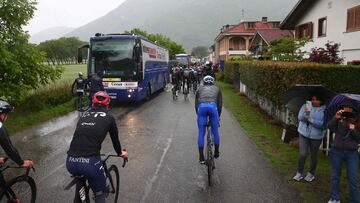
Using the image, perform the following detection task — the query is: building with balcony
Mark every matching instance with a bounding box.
[214,17,281,62]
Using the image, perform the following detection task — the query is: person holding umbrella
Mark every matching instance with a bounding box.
[293,94,326,182]
[327,101,360,203]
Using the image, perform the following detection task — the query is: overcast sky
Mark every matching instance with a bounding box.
[25,0,126,35]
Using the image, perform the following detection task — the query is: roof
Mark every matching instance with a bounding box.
[215,20,281,41]
[256,29,294,44]
[280,0,317,29]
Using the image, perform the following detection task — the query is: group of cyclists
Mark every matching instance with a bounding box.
[0,60,222,202]
[171,61,217,97]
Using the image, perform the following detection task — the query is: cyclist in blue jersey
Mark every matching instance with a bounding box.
[195,75,222,164]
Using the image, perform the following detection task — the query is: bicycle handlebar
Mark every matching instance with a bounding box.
[100,150,128,168]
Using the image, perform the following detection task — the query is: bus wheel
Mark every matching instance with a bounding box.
[146,84,151,101]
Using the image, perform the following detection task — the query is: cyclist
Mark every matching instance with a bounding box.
[182,67,192,94]
[0,101,34,168]
[71,72,87,96]
[171,67,181,97]
[87,71,105,105]
[204,61,215,79]
[66,91,128,203]
[195,76,222,164]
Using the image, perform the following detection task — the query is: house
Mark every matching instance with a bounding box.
[250,29,294,57]
[214,17,281,63]
[280,0,360,64]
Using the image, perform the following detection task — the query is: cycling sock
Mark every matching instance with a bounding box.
[214,144,220,158]
[198,147,204,161]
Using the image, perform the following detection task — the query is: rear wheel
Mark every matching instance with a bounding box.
[106,165,120,203]
[207,144,213,186]
[3,175,37,203]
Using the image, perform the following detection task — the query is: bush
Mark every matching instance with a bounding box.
[224,61,360,104]
[216,69,225,81]
[16,82,73,112]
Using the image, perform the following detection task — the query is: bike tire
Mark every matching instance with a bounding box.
[5,175,36,203]
[106,165,120,203]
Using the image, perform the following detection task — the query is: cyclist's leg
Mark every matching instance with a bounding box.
[66,156,84,203]
[84,156,106,203]
[197,103,208,162]
[209,103,220,158]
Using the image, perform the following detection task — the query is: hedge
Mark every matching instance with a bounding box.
[223,61,360,104]
[16,82,73,112]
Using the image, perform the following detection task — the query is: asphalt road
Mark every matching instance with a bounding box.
[5,88,302,203]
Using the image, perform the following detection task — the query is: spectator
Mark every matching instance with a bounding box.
[293,95,326,182]
[327,102,360,203]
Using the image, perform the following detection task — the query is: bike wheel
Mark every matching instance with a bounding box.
[106,165,120,203]
[206,144,213,186]
[6,175,36,203]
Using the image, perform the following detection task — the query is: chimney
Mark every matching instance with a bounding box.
[262,17,268,22]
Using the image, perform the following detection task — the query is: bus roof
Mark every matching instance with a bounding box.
[90,34,168,51]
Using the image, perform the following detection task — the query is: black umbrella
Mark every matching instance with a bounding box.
[281,84,336,113]
[324,94,360,124]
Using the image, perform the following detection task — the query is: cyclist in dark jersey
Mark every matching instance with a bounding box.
[66,91,128,203]
[87,71,105,105]
[0,101,34,168]
[71,72,87,96]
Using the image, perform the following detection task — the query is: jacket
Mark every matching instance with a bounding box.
[297,104,326,140]
[195,84,222,116]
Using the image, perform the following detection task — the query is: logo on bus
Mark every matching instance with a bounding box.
[143,45,157,58]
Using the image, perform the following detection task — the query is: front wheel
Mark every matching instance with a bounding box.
[3,175,37,203]
[106,165,120,203]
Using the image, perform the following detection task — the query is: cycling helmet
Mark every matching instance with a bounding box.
[0,100,13,114]
[78,72,83,77]
[203,75,215,84]
[96,70,104,77]
[93,91,110,107]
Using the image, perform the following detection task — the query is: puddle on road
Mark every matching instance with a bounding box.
[38,112,78,137]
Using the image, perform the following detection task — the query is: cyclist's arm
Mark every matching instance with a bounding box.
[217,89,222,117]
[109,117,122,155]
[195,90,199,114]
[0,127,24,166]
[71,80,76,94]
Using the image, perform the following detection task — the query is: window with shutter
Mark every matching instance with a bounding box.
[347,5,360,32]
[307,22,313,38]
[318,17,327,37]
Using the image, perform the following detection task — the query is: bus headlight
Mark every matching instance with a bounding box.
[127,89,135,93]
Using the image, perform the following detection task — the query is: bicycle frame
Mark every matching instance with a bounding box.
[65,155,127,202]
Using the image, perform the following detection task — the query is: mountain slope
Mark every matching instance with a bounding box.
[66,0,298,51]
[30,26,74,44]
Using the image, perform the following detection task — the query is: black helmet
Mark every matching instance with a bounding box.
[0,101,13,114]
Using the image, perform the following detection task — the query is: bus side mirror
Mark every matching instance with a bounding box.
[134,47,141,63]
[78,44,89,64]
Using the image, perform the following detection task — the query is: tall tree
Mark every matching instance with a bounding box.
[191,46,208,58]
[0,0,62,104]
[124,28,185,59]
[265,37,309,62]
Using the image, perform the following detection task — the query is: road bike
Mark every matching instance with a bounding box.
[205,121,215,186]
[74,90,91,113]
[65,154,128,203]
[0,159,36,203]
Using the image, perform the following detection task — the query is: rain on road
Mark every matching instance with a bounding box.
[7,88,301,203]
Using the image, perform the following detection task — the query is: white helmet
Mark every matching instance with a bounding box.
[203,75,214,84]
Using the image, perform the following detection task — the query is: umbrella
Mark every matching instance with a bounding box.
[324,94,360,125]
[281,84,336,113]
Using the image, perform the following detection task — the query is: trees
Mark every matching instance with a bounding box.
[37,37,87,65]
[309,42,343,64]
[124,28,185,59]
[191,46,208,58]
[266,37,309,62]
[0,0,62,103]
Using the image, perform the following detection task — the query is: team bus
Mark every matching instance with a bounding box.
[175,53,191,67]
[78,33,170,102]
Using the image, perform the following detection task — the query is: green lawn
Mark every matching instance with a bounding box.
[217,81,350,203]
[60,64,87,82]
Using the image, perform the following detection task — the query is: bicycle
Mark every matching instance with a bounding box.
[183,79,190,101]
[192,80,198,94]
[172,85,178,101]
[205,121,215,186]
[0,159,36,203]
[74,90,91,113]
[65,154,128,203]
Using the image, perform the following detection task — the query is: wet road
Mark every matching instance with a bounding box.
[7,88,302,203]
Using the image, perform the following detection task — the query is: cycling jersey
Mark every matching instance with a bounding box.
[195,85,222,116]
[0,122,23,165]
[88,75,105,94]
[67,106,122,157]
[72,77,87,90]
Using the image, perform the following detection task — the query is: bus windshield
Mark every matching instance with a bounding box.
[175,56,189,67]
[90,38,137,80]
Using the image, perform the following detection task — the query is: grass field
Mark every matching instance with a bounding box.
[217,81,351,203]
[60,64,87,82]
